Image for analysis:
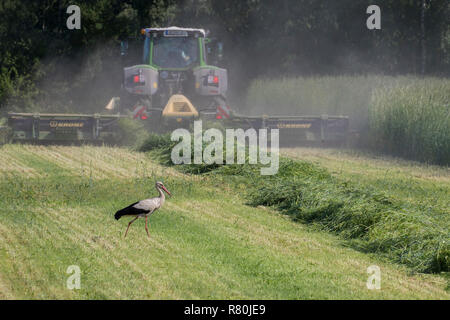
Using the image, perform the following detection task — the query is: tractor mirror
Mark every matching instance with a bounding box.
[205,39,223,65]
[120,40,129,56]
[217,42,223,62]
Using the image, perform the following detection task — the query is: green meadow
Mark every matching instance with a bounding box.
[0,144,448,299]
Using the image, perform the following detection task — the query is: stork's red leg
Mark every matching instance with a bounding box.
[145,216,150,238]
[124,216,138,238]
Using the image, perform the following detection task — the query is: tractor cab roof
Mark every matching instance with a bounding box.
[141,26,206,38]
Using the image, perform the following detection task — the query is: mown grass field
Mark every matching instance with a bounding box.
[281,147,450,226]
[281,147,450,208]
[0,144,449,299]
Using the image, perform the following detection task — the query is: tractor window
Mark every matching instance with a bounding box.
[152,37,198,68]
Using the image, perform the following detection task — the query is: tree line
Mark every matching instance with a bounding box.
[0,0,448,113]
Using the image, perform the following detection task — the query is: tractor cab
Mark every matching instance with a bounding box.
[143,27,206,69]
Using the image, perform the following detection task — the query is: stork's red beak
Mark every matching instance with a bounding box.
[161,185,172,197]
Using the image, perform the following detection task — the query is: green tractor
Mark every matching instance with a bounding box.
[111,27,229,131]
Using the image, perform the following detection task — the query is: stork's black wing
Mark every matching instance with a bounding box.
[114,201,150,220]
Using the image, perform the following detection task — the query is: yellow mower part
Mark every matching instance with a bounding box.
[162,94,199,117]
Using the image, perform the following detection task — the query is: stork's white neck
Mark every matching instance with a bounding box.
[156,185,165,205]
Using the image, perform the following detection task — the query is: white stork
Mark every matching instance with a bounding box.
[114,181,172,238]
